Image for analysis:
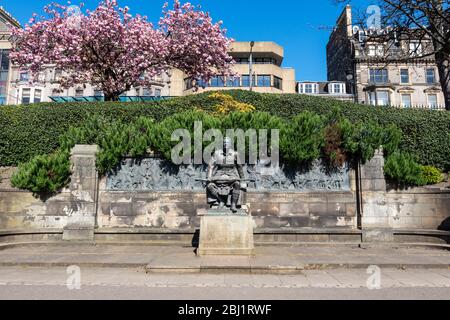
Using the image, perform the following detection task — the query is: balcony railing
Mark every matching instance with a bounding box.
[48,96,174,103]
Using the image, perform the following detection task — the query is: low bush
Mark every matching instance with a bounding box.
[420,166,444,185]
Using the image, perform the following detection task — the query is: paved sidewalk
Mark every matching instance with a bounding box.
[1,266,450,299]
[0,243,449,272]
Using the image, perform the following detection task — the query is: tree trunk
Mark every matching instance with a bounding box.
[104,93,121,102]
[435,50,450,110]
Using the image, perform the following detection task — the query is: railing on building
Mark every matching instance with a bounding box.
[48,96,175,103]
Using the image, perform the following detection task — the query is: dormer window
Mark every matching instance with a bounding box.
[329,83,345,94]
[19,71,29,82]
[409,41,423,56]
[298,83,318,94]
[368,44,384,57]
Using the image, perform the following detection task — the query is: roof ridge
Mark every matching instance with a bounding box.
[0,6,21,27]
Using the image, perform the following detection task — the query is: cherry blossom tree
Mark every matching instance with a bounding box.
[10,0,234,101]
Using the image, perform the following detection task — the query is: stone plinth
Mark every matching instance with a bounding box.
[198,210,255,256]
[63,145,99,241]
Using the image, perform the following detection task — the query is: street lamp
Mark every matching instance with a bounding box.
[249,41,255,92]
[346,68,356,102]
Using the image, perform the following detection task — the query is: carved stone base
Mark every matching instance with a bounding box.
[198,210,255,256]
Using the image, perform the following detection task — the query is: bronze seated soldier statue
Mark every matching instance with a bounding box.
[206,137,247,213]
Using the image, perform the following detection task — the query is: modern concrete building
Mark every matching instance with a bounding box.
[297,80,354,102]
[0,6,20,105]
[178,41,296,96]
[327,5,445,109]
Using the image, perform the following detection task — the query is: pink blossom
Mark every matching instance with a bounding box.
[10,0,234,101]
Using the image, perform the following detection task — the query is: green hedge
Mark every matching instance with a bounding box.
[1,90,449,170]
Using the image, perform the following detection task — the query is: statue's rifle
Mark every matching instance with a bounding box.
[195,178,256,182]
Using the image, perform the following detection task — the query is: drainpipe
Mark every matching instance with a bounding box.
[356,161,363,229]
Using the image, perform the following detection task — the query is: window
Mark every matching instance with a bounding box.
[305,84,313,93]
[274,76,282,90]
[184,78,193,90]
[197,78,208,88]
[236,58,249,64]
[34,89,42,103]
[400,69,409,84]
[236,57,276,65]
[155,88,161,97]
[428,94,438,109]
[409,41,423,56]
[242,75,255,87]
[227,76,240,87]
[0,50,10,102]
[257,75,271,87]
[22,88,31,104]
[94,90,103,97]
[75,88,84,97]
[368,92,377,106]
[0,71,7,96]
[426,69,436,84]
[142,87,152,96]
[369,69,388,84]
[377,91,390,106]
[20,71,29,82]
[54,69,62,81]
[368,44,384,57]
[299,83,318,94]
[51,89,60,97]
[401,94,411,108]
[368,91,390,106]
[210,76,225,87]
[0,49,9,70]
[331,83,344,94]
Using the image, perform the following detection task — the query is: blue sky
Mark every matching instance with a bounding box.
[1,0,372,81]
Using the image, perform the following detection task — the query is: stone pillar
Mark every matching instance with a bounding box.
[360,148,393,242]
[63,145,99,241]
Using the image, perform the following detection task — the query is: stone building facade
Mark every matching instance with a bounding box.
[0,7,20,105]
[8,67,172,104]
[327,5,445,109]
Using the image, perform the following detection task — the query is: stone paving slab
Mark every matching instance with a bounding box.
[0,244,449,272]
[0,267,450,291]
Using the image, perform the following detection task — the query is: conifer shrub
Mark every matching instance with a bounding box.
[279,111,325,164]
[384,152,426,186]
[10,150,71,194]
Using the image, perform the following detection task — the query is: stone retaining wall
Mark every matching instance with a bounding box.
[0,145,448,243]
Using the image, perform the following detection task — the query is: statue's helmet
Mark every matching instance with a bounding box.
[223,137,232,149]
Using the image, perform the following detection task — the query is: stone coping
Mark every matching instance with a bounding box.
[0,228,63,236]
[1,228,449,236]
[94,227,363,234]
[0,227,450,236]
